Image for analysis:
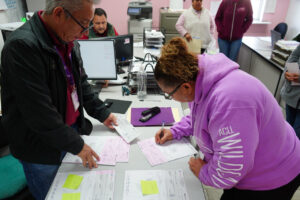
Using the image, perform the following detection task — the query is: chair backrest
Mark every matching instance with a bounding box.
[274,22,288,39]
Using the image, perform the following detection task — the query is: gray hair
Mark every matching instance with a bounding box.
[44,0,100,14]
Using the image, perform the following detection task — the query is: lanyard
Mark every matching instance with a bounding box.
[54,46,75,87]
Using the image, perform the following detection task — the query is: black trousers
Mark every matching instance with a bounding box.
[221,174,300,200]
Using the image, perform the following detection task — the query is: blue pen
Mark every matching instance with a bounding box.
[159,121,165,139]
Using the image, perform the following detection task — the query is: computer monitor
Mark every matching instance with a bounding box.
[271,30,282,49]
[77,40,117,80]
[92,34,134,62]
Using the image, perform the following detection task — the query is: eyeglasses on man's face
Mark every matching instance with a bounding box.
[63,8,93,34]
[164,83,183,100]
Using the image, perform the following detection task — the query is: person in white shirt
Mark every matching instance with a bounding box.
[175,0,214,54]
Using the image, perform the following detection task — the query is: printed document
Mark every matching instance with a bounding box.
[123,169,189,200]
[62,135,130,165]
[113,114,141,143]
[46,170,115,200]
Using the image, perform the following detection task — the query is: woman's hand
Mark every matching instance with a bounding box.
[155,128,173,144]
[189,157,206,177]
[285,72,299,82]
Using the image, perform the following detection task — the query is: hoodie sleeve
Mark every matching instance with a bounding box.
[170,114,194,140]
[198,107,259,189]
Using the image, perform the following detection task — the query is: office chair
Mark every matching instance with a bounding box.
[0,117,34,200]
[274,22,288,39]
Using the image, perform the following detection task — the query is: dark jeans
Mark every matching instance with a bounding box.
[221,173,300,200]
[20,160,62,200]
[20,124,77,199]
[218,38,242,61]
[286,104,300,139]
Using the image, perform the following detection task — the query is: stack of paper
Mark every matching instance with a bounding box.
[46,170,115,200]
[138,137,197,166]
[144,30,165,48]
[123,169,189,200]
[62,136,130,165]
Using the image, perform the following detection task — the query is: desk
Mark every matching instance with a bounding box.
[237,37,284,103]
[46,52,206,200]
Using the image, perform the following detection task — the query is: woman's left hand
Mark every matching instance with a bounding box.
[189,157,206,177]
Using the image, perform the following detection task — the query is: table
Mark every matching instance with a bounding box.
[46,50,206,200]
[237,37,284,103]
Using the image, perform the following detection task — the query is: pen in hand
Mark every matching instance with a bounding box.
[159,121,165,139]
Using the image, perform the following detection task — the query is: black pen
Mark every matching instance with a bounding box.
[159,121,165,139]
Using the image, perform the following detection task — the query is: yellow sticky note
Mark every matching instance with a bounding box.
[140,180,159,195]
[62,193,80,200]
[63,174,83,190]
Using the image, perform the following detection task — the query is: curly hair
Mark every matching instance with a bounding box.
[154,37,199,87]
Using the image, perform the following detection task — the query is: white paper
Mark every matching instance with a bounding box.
[114,114,141,143]
[138,137,197,166]
[46,170,115,200]
[62,135,130,165]
[286,62,300,86]
[123,169,189,200]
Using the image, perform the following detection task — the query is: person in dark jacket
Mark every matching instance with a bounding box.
[0,0,117,199]
[215,0,253,61]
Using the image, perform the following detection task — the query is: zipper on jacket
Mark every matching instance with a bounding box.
[230,2,237,41]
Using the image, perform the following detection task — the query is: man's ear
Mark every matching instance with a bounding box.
[52,7,65,22]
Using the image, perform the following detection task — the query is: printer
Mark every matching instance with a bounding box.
[127,1,152,42]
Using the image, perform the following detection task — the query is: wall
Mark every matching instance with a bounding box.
[285,0,300,40]
[96,0,290,37]
[95,0,169,35]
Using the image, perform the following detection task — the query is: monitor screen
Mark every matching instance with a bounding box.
[92,34,133,62]
[77,40,117,80]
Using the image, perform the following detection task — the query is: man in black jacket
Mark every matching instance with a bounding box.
[0,0,117,199]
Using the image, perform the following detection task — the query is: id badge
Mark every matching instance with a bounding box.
[71,89,80,111]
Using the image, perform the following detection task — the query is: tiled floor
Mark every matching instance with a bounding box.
[202,185,300,200]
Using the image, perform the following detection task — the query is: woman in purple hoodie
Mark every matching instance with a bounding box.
[154,37,300,200]
[215,0,253,61]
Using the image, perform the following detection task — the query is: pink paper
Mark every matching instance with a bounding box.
[99,138,118,165]
[138,138,168,166]
[116,138,130,162]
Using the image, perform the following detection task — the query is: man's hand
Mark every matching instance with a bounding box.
[103,113,117,129]
[184,33,192,42]
[189,157,206,177]
[77,143,100,169]
[285,72,299,82]
[155,128,173,144]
